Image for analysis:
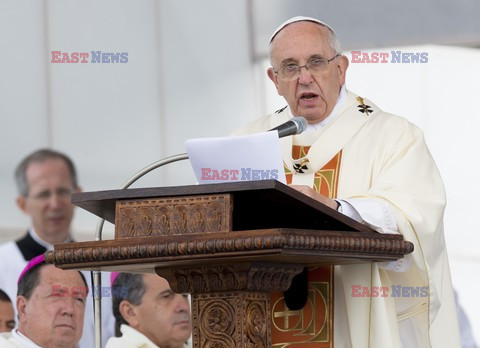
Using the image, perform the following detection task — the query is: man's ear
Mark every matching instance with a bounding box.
[16,296,28,325]
[119,300,139,328]
[267,68,282,96]
[16,196,28,214]
[336,55,349,86]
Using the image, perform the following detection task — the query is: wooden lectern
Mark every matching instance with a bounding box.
[44,180,413,347]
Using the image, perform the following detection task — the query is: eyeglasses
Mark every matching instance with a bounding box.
[273,54,340,81]
[28,187,74,202]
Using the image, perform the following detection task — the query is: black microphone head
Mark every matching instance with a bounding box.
[290,116,308,135]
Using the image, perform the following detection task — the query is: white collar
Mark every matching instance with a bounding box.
[289,84,348,132]
[120,324,160,347]
[11,329,42,348]
[29,228,71,251]
[119,324,188,348]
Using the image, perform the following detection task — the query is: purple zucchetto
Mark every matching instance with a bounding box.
[17,254,45,285]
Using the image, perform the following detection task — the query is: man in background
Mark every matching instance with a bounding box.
[107,272,191,348]
[0,290,15,333]
[0,255,87,347]
[0,148,114,347]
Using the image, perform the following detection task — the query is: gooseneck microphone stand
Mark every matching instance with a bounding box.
[91,152,189,348]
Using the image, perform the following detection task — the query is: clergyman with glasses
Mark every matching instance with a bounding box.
[233,16,461,347]
[0,148,114,347]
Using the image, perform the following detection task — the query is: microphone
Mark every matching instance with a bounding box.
[269,116,308,138]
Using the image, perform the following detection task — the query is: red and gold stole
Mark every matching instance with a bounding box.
[270,145,342,348]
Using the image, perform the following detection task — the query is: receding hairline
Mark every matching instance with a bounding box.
[39,264,86,283]
[30,264,87,293]
[25,157,73,176]
[15,148,78,196]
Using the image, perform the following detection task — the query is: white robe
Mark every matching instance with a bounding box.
[0,331,27,348]
[0,329,49,348]
[233,90,461,348]
[105,324,160,348]
[0,232,115,348]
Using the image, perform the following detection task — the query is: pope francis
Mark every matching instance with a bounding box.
[233,16,461,348]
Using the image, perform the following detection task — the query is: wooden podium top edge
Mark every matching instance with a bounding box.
[72,180,287,203]
[71,180,374,233]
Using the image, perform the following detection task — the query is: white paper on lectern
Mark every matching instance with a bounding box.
[185,132,286,184]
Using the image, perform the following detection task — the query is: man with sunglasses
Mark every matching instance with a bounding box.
[233,16,460,347]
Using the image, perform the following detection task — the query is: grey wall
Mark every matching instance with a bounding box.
[251,0,480,58]
[0,0,259,238]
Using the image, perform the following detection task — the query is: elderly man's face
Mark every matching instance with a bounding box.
[0,300,15,333]
[268,21,349,124]
[16,159,79,244]
[124,274,191,348]
[17,265,86,348]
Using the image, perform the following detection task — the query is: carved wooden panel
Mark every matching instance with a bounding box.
[192,291,270,348]
[157,263,304,294]
[115,194,232,238]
